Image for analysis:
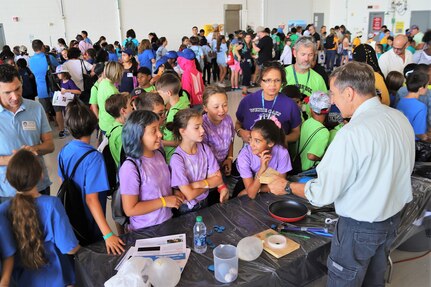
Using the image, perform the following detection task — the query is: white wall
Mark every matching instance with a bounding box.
[0,0,428,53]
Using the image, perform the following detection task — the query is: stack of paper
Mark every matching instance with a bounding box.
[115,233,191,272]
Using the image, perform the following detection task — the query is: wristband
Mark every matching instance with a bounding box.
[217,184,227,193]
[103,232,114,240]
[160,196,167,207]
[203,179,209,188]
[227,156,233,161]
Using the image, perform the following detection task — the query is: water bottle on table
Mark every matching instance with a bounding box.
[193,216,207,254]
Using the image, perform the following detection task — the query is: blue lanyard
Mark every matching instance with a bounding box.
[292,66,310,94]
[261,91,278,118]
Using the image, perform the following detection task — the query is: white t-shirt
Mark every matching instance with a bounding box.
[62,59,93,90]
[378,49,413,78]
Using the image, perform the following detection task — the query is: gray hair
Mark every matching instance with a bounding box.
[293,36,317,53]
[330,62,376,97]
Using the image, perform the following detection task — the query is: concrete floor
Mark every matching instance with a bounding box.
[43,87,430,287]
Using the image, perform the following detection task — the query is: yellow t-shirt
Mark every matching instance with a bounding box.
[374,72,389,106]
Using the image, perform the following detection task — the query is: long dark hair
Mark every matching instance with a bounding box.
[252,119,286,148]
[6,149,47,269]
[352,44,384,78]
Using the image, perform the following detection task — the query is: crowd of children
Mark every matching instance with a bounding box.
[0,23,430,286]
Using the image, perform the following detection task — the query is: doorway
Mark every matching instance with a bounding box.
[0,24,6,49]
[224,4,242,35]
[368,12,385,39]
[410,10,431,33]
[313,13,324,32]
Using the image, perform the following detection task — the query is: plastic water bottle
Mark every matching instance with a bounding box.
[193,216,207,254]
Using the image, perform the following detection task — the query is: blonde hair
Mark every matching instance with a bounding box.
[103,61,123,84]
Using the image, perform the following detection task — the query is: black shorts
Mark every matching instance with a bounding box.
[38,97,62,113]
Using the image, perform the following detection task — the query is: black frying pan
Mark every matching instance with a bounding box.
[269,199,335,222]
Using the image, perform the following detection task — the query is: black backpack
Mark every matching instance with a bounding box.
[291,127,326,175]
[102,125,126,196]
[324,35,335,49]
[45,54,60,93]
[58,149,96,246]
[80,60,98,104]
[125,39,137,56]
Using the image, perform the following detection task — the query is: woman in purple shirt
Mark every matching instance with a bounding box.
[169,109,225,215]
[235,119,292,199]
[119,110,183,231]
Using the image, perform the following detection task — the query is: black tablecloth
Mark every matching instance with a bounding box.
[75,175,431,287]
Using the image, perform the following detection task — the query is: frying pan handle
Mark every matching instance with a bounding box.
[309,207,335,215]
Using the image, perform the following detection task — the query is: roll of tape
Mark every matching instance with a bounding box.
[266,235,287,249]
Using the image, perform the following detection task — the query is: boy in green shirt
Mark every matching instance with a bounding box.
[131,67,156,98]
[156,73,190,162]
[105,93,133,166]
[298,91,331,171]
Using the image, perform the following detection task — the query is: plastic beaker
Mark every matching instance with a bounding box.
[213,244,238,283]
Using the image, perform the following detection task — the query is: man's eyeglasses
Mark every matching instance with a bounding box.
[392,42,407,51]
[261,79,282,84]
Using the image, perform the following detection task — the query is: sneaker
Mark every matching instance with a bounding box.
[59,131,66,139]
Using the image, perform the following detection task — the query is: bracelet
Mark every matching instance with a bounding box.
[227,156,233,161]
[203,179,209,188]
[160,196,166,207]
[103,232,114,241]
[217,184,227,193]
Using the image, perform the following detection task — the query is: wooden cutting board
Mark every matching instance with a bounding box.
[254,229,300,259]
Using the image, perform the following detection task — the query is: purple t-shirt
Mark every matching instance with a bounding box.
[236,90,301,134]
[119,152,172,231]
[170,143,219,208]
[202,113,235,165]
[236,144,292,178]
[60,79,80,91]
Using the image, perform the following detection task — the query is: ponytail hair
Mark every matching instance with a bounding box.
[251,119,286,148]
[167,108,201,141]
[6,149,47,269]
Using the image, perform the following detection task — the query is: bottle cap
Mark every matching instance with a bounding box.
[196,216,203,222]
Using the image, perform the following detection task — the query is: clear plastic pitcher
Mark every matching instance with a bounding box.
[213,244,238,283]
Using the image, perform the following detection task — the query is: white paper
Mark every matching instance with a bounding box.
[52,91,74,107]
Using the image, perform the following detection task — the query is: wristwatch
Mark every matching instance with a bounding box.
[284,181,292,195]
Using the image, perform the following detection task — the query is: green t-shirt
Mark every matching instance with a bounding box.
[290,34,299,47]
[328,123,344,145]
[89,81,100,105]
[143,85,156,92]
[106,121,123,167]
[285,65,328,97]
[299,118,330,171]
[163,95,190,162]
[97,79,119,132]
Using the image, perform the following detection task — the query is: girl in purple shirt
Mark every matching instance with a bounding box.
[235,119,292,199]
[202,86,235,194]
[169,109,225,215]
[119,110,183,231]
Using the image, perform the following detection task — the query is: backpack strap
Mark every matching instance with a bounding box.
[45,54,55,72]
[80,59,90,75]
[106,125,121,139]
[125,158,141,188]
[60,149,97,180]
[296,126,326,158]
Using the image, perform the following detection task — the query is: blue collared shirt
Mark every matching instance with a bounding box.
[0,99,52,197]
[304,97,415,222]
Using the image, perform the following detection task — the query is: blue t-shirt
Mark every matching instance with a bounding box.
[236,90,302,134]
[396,98,427,139]
[0,208,15,260]
[138,49,155,70]
[0,99,52,197]
[108,52,118,62]
[396,86,430,128]
[0,196,78,286]
[29,52,59,98]
[58,140,109,240]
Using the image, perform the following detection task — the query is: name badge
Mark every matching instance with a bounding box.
[127,72,133,78]
[22,121,36,131]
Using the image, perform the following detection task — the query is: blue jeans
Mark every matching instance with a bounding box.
[325,50,336,71]
[327,212,401,287]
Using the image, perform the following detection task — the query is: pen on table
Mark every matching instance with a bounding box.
[279,230,311,239]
